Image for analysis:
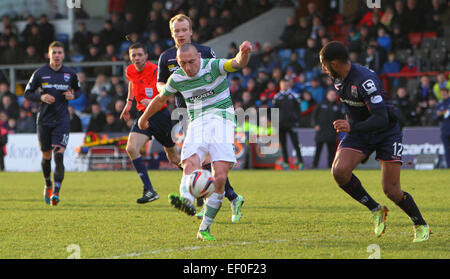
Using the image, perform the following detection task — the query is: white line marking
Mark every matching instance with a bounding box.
[100,239,288,259]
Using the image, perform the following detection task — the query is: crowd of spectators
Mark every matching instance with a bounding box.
[0,0,449,136]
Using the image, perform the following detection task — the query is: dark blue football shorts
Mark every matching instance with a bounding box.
[37,121,70,151]
[131,108,176,148]
[338,124,403,163]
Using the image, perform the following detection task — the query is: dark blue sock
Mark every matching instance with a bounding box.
[339,174,379,211]
[53,182,61,194]
[396,191,427,226]
[132,157,154,191]
[202,163,237,202]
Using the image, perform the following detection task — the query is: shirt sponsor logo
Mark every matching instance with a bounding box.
[42,76,51,79]
[64,73,70,82]
[340,98,365,107]
[41,83,70,90]
[188,90,215,103]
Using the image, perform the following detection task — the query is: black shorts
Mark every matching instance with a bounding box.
[37,122,70,151]
[131,108,175,148]
[338,124,403,163]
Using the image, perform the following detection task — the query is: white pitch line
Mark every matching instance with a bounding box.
[100,239,289,259]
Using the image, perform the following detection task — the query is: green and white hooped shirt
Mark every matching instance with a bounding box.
[162,58,236,124]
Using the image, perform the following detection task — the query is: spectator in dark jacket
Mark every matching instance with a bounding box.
[312,89,343,168]
[272,79,304,170]
[87,103,106,133]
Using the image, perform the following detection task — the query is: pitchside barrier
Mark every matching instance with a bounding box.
[3,127,445,171]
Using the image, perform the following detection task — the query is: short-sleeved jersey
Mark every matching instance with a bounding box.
[334,63,398,134]
[162,58,234,123]
[126,61,164,112]
[157,43,216,108]
[25,64,80,125]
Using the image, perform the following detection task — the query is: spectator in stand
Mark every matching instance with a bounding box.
[306,2,322,26]
[390,23,410,52]
[0,24,16,43]
[0,94,19,120]
[68,106,82,132]
[96,87,113,113]
[434,88,450,167]
[271,67,284,86]
[103,112,124,133]
[285,51,303,74]
[367,12,385,40]
[293,17,311,49]
[357,7,383,30]
[100,20,122,48]
[312,89,343,168]
[392,0,408,34]
[90,34,104,56]
[433,72,450,101]
[1,37,22,65]
[377,27,391,53]
[414,76,436,104]
[305,77,326,104]
[400,56,418,76]
[392,87,417,128]
[272,78,303,170]
[310,16,324,41]
[418,98,439,126]
[299,90,316,128]
[23,23,46,57]
[0,124,7,171]
[38,14,55,48]
[278,16,298,49]
[123,12,139,37]
[197,16,213,43]
[15,107,36,133]
[232,0,249,25]
[404,0,423,33]
[241,67,256,89]
[381,51,401,75]
[111,12,125,39]
[241,91,256,110]
[21,45,45,79]
[21,15,37,39]
[73,22,93,56]
[304,37,320,71]
[90,74,112,103]
[230,76,244,104]
[87,102,106,133]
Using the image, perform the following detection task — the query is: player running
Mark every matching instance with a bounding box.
[24,41,81,206]
[120,42,181,204]
[157,14,244,222]
[139,41,252,240]
[320,41,430,242]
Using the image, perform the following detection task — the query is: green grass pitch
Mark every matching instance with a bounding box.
[0,169,448,259]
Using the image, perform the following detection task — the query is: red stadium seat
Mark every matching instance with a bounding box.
[423,31,437,38]
[409,32,422,47]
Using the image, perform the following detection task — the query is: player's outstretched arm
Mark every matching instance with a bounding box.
[229,41,252,71]
[138,94,169,130]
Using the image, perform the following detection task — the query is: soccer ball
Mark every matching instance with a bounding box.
[188,169,215,199]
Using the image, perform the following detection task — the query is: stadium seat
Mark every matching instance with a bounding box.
[408,32,422,47]
[55,33,69,44]
[295,48,306,60]
[277,48,292,61]
[422,31,437,38]
[71,54,84,63]
[420,37,436,50]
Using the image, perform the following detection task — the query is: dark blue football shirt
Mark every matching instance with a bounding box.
[157,42,216,107]
[25,64,81,125]
[334,63,398,134]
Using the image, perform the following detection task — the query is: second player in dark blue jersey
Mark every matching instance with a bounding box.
[319,41,429,242]
[24,41,81,207]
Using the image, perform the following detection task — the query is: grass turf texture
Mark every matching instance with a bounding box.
[0,170,448,259]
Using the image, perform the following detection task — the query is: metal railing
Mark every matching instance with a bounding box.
[0,61,128,93]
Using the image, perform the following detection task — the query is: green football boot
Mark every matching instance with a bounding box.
[413,225,430,243]
[197,229,216,241]
[371,205,389,238]
[168,193,196,216]
[231,195,245,222]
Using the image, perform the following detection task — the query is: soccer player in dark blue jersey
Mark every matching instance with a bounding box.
[156,14,244,222]
[25,41,81,206]
[319,41,430,242]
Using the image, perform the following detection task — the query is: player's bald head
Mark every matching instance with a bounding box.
[177,43,198,56]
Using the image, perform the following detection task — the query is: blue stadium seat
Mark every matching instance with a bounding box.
[295,48,306,60]
[55,33,69,44]
[71,54,85,62]
[277,48,292,61]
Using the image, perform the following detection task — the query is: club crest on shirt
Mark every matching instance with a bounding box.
[145,88,154,98]
[64,73,70,82]
[351,85,358,97]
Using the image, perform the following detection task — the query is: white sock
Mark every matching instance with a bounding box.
[199,192,224,231]
[180,174,194,204]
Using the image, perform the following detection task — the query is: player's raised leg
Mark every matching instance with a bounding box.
[169,154,199,216]
[332,148,387,237]
[126,132,159,203]
[380,161,429,242]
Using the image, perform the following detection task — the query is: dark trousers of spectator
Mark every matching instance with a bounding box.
[0,149,4,171]
[279,126,303,164]
[313,141,336,168]
[442,134,450,168]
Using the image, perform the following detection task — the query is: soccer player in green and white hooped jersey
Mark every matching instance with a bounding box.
[138,41,252,241]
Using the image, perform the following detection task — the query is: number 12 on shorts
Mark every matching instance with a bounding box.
[392,142,403,157]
